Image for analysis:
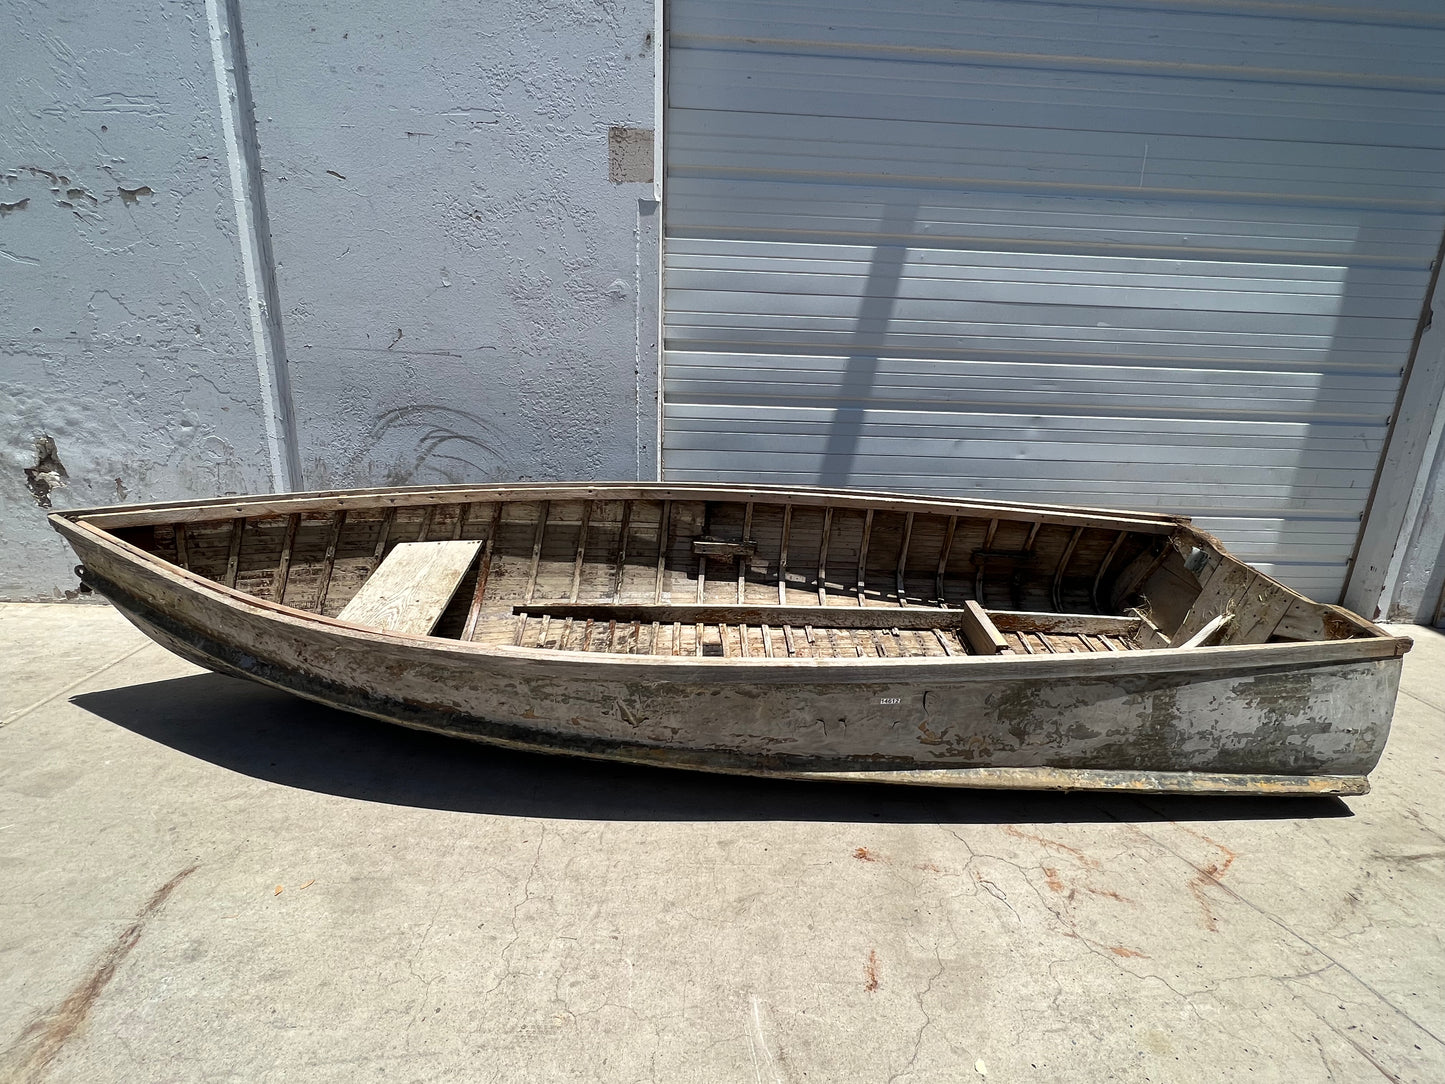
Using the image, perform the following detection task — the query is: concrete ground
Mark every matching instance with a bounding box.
[1,602,1442,1084]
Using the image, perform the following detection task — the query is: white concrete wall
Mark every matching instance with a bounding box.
[1,0,278,599]
[242,0,659,492]
[1,0,659,599]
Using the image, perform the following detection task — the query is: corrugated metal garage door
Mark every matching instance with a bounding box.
[662,0,1445,600]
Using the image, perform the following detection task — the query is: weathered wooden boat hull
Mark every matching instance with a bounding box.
[52,485,1408,796]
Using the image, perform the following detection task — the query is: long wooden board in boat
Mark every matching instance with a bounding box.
[49,482,1411,796]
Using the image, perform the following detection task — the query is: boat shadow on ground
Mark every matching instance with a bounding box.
[73,673,1354,825]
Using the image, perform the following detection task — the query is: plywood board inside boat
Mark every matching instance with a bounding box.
[337,540,483,636]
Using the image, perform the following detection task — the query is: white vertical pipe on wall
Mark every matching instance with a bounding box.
[203,0,298,492]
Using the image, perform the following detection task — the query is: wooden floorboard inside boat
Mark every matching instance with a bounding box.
[111,490,1322,656]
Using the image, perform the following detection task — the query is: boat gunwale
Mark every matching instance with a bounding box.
[50,481,1189,535]
[54,517,1412,678]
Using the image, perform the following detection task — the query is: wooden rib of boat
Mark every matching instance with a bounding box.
[50,482,1411,796]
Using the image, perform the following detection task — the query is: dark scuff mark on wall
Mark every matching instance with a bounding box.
[0,197,29,216]
[117,185,153,205]
[24,436,69,508]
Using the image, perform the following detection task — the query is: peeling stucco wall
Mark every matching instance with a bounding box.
[2,1,277,599]
[2,0,660,599]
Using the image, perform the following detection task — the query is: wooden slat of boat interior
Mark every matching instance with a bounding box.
[272,515,298,604]
[223,518,243,588]
[460,503,504,640]
[313,511,346,613]
[98,490,1385,654]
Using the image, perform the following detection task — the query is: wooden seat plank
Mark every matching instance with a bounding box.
[960,600,1011,655]
[337,540,483,636]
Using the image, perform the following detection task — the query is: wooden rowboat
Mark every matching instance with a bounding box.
[50,483,1411,796]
